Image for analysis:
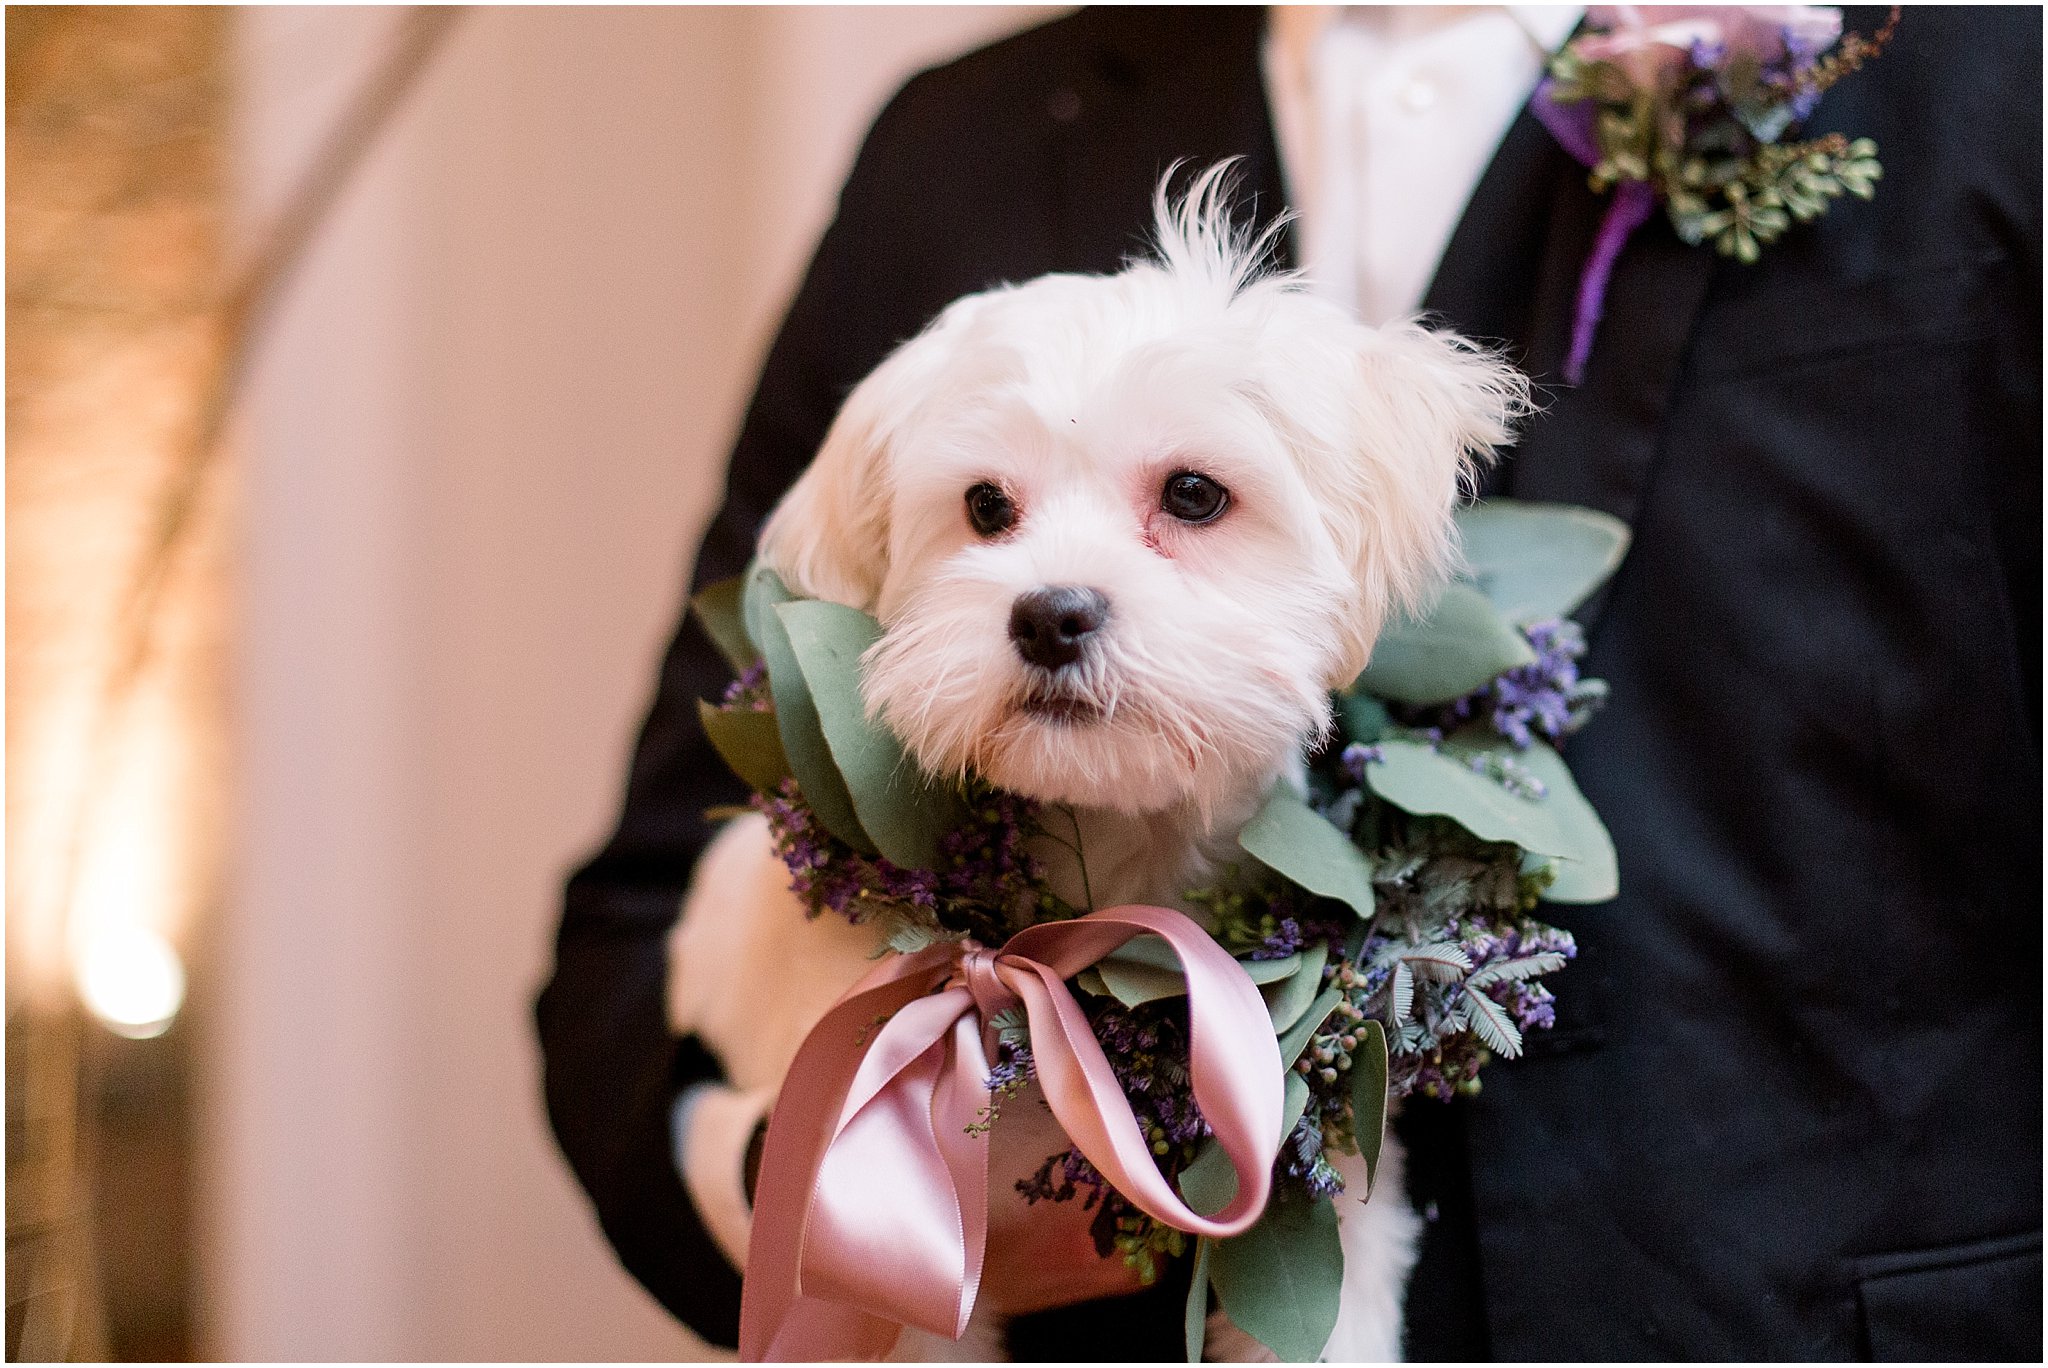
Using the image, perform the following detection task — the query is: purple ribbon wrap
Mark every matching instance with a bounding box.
[1533,80,1659,385]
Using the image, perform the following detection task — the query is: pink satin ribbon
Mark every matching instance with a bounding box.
[738,904,1285,1362]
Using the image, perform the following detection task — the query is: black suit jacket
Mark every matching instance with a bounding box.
[537,7,2042,1359]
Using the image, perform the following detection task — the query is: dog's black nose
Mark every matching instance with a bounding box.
[1009,586,1109,671]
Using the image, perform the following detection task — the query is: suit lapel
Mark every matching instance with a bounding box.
[1426,100,1719,629]
[1422,105,1581,365]
[1502,169,1720,630]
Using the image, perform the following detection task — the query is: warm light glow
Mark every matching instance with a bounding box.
[77,925,188,1039]
[59,680,205,1036]
[8,8,230,1020]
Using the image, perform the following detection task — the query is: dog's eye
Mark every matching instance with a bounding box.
[1160,471,1229,524]
[965,482,1017,537]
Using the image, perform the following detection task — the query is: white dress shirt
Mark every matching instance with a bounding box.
[1265,5,1583,323]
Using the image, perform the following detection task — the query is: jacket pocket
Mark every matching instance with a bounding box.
[1687,251,2015,387]
[1853,1230,2041,1361]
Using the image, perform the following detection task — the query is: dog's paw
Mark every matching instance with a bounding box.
[667,812,878,1090]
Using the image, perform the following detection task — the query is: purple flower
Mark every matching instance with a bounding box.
[1340,742,1385,784]
[720,660,772,710]
[756,777,1053,938]
[1572,6,1843,91]
[1436,618,1606,753]
[1016,996,1217,1270]
[1283,1111,1345,1201]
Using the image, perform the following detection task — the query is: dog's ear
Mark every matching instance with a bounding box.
[759,299,981,609]
[1318,321,1530,683]
[757,370,894,610]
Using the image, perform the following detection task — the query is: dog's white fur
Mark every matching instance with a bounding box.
[669,167,1526,1361]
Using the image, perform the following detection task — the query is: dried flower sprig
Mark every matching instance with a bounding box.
[1536,5,1894,379]
[756,776,1069,949]
[1435,617,1608,751]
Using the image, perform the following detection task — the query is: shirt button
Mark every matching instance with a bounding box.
[1398,77,1438,114]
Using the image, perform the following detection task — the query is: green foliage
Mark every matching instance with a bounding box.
[1289,813,1576,1103]
[695,699,789,797]
[1346,1020,1389,1192]
[746,566,877,854]
[1334,690,1393,744]
[1193,879,1316,959]
[1353,581,1536,705]
[1496,740,1618,904]
[1548,38,1884,266]
[1670,135,1882,261]
[1276,989,1343,1072]
[688,575,756,677]
[1238,787,1377,919]
[699,517,1624,1337]
[1261,943,1329,1034]
[1173,1073,1312,1226]
[1176,1136,1237,1222]
[1087,935,1303,1010]
[777,599,965,870]
[1087,936,1191,1008]
[1184,1236,1213,1364]
[1364,729,1615,900]
[1454,500,1631,625]
[1207,1190,1345,1362]
[1459,987,1523,1058]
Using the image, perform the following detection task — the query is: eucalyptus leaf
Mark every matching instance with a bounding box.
[689,575,757,677]
[1365,730,1615,902]
[1177,1136,1236,1221]
[1095,956,1190,1009]
[747,570,875,854]
[1334,691,1392,744]
[1239,788,1376,920]
[1262,943,1329,1034]
[1277,988,1342,1070]
[1209,1193,1343,1363]
[1347,1019,1388,1194]
[1099,938,1297,1009]
[1177,1072,1307,1228]
[1353,581,1535,706]
[1240,956,1307,988]
[1185,1236,1213,1365]
[1497,737,1618,904]
[740,561,787,657]
[1282,1069,1311,1140]
[777,599,964,870]
[1096,933,1183,973]
[696,700,790,797]
[1455,499,1630,624]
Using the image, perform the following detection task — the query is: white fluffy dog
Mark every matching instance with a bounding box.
[668,167,1528,1362]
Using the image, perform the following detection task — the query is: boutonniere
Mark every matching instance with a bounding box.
[1535,5,1897,383]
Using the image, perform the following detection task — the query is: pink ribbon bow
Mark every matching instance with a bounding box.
[738,904,1285,1362]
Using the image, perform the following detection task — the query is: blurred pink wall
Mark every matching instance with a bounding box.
[211,8,1059,1359]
